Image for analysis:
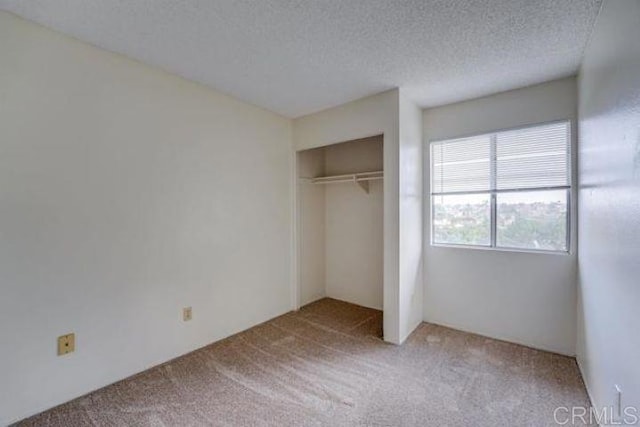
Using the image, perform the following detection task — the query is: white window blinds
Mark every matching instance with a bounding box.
[496,122,570,190]
[431,121,570,195]
[431,135,491,194]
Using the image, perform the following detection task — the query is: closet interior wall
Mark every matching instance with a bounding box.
[297,135,384,310]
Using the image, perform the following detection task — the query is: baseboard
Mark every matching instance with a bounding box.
[575,356,602,427]
[422,317,575,357]
[322,294,382,311]
[298,292,328,309]
[399,317,423,345]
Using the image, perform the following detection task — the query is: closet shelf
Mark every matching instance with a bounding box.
[304,170,383,194]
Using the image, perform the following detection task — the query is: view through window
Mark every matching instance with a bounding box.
[430,121,571,252]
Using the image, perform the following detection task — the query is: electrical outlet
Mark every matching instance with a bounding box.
[183,307,192,321]
[57,333,75,356]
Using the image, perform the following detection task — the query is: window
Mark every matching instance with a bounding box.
[430,121,571,252]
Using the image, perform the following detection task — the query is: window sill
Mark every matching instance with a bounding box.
[430,243,571,256]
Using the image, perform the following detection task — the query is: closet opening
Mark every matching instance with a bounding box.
[296,135,384,338]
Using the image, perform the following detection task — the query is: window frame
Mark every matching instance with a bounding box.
[429,120,572,254]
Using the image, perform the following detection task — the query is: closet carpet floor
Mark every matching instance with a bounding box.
[17,298,592,427]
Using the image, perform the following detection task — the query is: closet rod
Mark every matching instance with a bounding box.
[300,170,383,194]
[309,170,383,185]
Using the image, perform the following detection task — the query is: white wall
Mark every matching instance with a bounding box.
[324,137,384,310]
[398,92,424,343]
[0,12,292,425]
[296,148,326,306]
[577,0,640,414]
[422,77,578,355]
[293,90,403,343]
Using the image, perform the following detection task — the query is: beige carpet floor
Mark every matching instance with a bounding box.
[17,298,591,426]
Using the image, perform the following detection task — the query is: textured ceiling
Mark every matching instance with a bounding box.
[0,0,602,118]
